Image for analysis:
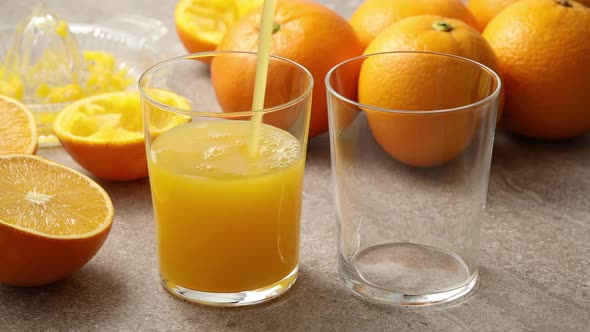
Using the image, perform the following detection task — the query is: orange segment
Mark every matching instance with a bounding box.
[0,154,114,286]
[53,91,191,181]
[175,0,263,56]
[0,95,38,154]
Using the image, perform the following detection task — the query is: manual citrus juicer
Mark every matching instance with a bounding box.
[5,3,84,99]
[0,3,167,147]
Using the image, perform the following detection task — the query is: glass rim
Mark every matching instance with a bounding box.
[325,50,502,115]
[138,50,314,118]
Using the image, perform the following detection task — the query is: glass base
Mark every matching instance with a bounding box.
[339,243,478,306]
[162,266,299,307]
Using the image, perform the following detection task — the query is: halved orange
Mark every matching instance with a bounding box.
[53,91,190,181]
[0,154,114,287]
[0,95,38,154]
[174,0,263,59]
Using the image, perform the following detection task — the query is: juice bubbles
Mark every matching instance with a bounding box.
[148,120,304,293]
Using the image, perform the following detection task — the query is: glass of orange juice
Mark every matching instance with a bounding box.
[139,51,313,306]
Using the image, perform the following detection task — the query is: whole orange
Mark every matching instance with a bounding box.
[483,0,590,140]
[359,16,502,167]
[349,0,480,48]
[213,0,364,138]
[467,0,590,28]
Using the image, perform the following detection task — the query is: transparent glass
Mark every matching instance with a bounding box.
[139,51,313,306]
[326,51,501,306]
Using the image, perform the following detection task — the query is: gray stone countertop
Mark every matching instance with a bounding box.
[1,0,589,331]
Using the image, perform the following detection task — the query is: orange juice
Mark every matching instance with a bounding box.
[148,120,304,293]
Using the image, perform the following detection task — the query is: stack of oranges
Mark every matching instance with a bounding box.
[175,0,590,150]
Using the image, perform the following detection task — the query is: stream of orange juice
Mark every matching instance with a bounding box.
[149,120,304,293]
[248,0,276,158]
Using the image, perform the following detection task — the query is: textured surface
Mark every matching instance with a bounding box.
[1,0,589,331]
